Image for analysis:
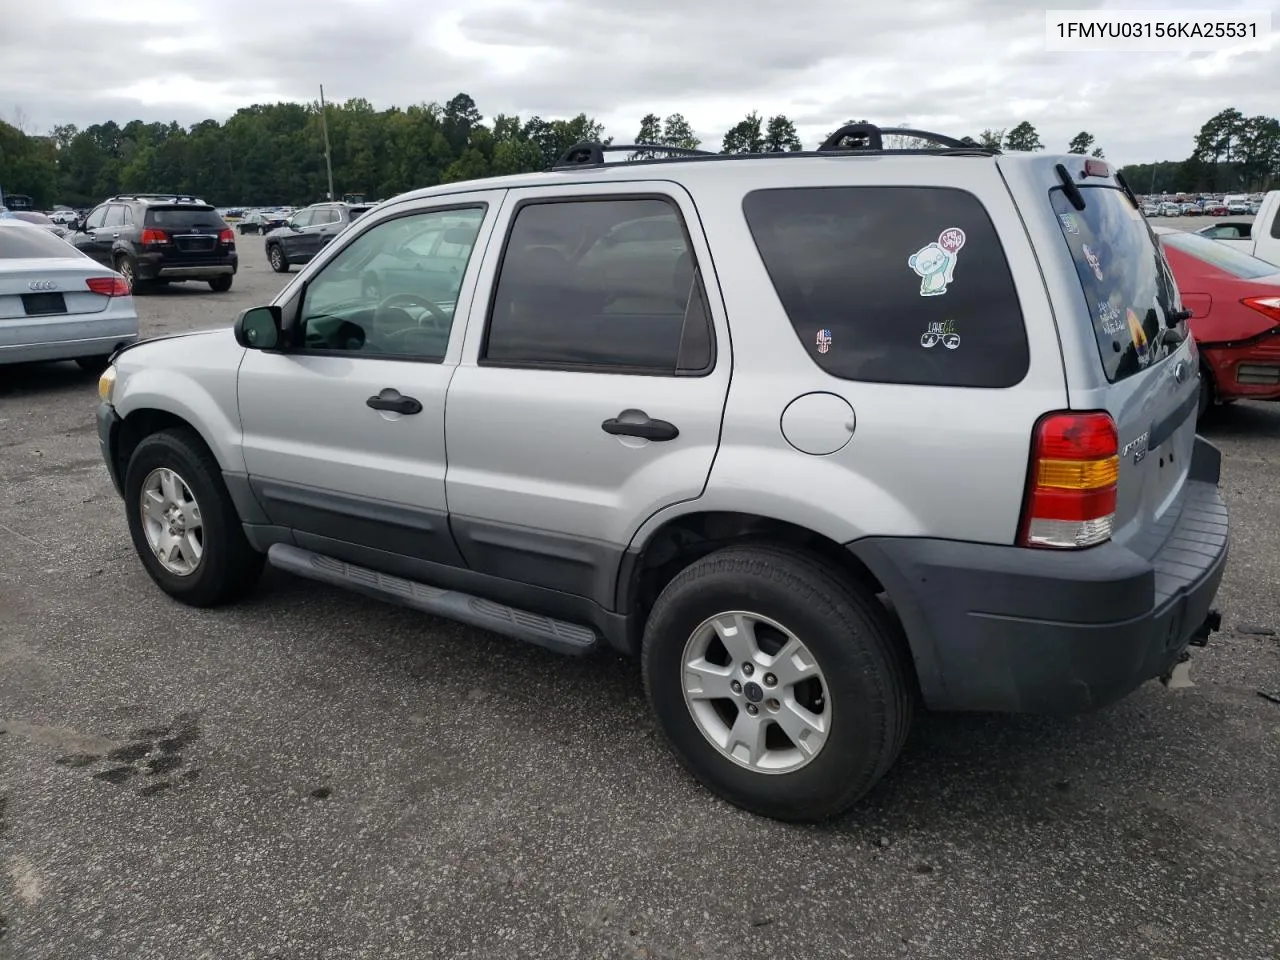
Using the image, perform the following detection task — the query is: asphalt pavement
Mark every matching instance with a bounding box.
[1,226,1278,960]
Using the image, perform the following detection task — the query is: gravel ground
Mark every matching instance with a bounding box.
[1,227,1278,960]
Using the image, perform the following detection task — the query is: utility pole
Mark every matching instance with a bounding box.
[319,84,335,202]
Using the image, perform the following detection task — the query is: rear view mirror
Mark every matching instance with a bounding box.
[234,305,282,350]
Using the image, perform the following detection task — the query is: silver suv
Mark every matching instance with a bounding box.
[95,125,1229,821]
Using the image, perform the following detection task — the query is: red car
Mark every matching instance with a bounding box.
[1155,226,1280,417]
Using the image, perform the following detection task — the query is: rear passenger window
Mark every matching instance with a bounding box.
[743,187,1029,388]
[483,198,714,374]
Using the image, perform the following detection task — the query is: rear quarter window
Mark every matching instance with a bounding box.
[742,186,1030,388]
[1050,187,1178,383]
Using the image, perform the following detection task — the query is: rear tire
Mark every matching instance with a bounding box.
[267,244,289,273]
[1197,364,1215,422]
[123,428,264,607]
[208,275,233,292]
[641,544,914,822]
[114,254,140,294]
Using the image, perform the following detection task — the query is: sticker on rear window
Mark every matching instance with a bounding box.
[1098,301,1124,335]
[908,227,966,297]
[815,328,833,353]
[1127,308,1150,366]
[920,319,960,350]
[1082,243,1104,281]
[1058,213,1080,235]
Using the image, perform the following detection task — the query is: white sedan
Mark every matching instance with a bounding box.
[0,220,139,371]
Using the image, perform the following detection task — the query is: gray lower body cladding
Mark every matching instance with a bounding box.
[851,436,1229,713]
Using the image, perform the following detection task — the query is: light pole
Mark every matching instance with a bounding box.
[319,84,335,202]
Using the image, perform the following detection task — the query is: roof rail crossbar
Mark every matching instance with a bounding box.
[554,141,715,169]
[107,193,207,204]
[818,124,987,153]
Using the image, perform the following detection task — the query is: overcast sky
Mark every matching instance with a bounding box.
[3,0,1277,165]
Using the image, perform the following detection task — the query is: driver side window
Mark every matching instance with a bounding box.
[297,204,488,361]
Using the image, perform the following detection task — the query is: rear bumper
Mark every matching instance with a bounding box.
[0,309,139,365]
[1202,333,1280,401]
[136,253,238,280]
[851,436,1229,714]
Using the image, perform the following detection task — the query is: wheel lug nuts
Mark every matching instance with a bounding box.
[730,680,742,694]
[745,704,759,716]
[763,673,777,687]
[742,663,754,677]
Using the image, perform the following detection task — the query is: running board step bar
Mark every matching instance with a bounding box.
[267,544,600,656]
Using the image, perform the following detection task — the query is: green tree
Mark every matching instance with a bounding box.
[1004,121,1043,151]
[721,111,764,153]
[977,128,1005,150]
[1091,147,1105,159]
[1067,131,1095,154]
[762,114,802,152]
[660,113,700,151]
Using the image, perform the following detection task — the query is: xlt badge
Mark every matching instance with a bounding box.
[1121,431,1150,464]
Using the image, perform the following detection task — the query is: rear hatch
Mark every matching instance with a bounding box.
[1038,168,1200,555]
[143,205,233,263]
[0,227,117,319]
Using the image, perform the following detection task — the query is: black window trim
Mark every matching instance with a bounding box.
[477,191,718,378]
[276,200,491,366]
[740,183,1030,390]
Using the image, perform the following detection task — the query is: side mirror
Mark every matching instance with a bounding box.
[234,305,283,350]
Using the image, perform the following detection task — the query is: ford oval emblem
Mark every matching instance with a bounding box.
[1174,360,1188,384]
[28,279,57,291]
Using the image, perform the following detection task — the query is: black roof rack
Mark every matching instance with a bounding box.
[107,193,209,205]
[555,142,715,168]
[552,123,998,171]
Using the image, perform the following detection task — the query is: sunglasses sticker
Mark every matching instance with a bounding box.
[920,318,960,350]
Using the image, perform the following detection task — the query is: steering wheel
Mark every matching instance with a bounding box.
[375,292,450,330]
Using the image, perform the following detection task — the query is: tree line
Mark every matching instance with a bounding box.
[0,96,1275,209]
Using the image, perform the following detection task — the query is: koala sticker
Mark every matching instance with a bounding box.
[908,227,966,297]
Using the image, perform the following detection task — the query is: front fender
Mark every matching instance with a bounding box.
[113,341,246,473]
[627,445,927,549]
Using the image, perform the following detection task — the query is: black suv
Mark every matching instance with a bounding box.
[264,201,372,273]
[69,194,238,293]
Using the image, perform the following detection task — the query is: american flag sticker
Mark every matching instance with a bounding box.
[816,329,833,354]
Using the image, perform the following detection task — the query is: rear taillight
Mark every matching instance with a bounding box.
[1242,296,1280,325]
[1019,411,1119,549]
[85,276,131,297]
[140,227,169,245]
[219,228,235,245]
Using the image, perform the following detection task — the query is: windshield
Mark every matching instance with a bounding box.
[1161,230,1278,280]
[0,224,77,258]
[1051,186,1180,383]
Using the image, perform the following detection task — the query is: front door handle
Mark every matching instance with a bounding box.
[602,413,679,441]
[367,390,422,415]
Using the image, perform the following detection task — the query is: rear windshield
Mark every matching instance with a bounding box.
[349,206,372,220]
[743,186,1030,388]
[144,206,226,228]
[1160,230,1278,279]
[1050,186,1178,383]
[0,224,77,258]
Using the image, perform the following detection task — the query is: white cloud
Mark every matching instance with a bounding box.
[1,0,1276,164]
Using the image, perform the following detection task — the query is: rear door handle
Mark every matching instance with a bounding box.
[367,391,422,415]
[602,413,679,441]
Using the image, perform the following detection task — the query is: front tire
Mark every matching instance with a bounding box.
[267,244,289,273]
[642,545,914,822]
[76,355,112,374]
[1197,363,1215,422]
[123,429,264,607]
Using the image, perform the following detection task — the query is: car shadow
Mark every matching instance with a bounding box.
[0,359,99,399]
[1199,399,1280,439]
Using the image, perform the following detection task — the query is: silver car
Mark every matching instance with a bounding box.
[0,220,139,370]
[95,126,1229,821]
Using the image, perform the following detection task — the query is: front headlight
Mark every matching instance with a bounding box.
[98,365,117,404]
